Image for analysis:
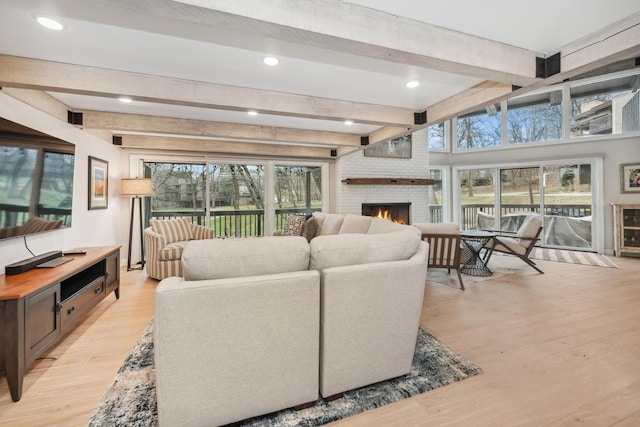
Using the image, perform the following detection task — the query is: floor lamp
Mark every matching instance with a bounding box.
[121,178,152,271]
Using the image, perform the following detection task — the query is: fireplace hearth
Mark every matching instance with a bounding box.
[362,203,410,224]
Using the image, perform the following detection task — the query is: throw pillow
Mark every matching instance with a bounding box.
[301,216,318,242]
[282,214,306,236]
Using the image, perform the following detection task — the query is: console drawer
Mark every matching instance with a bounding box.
[61,277,105,333]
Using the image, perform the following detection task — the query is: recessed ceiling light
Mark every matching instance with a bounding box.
[263,56,279,66]
[344,120,354,126]
[35,15,65,31]
[118,96,133,103]
[247,111,258,116]
[406,80,420,88]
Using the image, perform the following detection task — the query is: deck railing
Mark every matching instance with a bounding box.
[149,208,320,237]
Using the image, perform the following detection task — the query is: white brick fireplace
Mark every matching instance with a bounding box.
[335,129,430,224]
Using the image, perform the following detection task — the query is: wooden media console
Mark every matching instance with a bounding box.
[0,246,120,402]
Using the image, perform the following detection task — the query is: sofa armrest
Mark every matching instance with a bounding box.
[190,223,215,239]
[319,242,428,396]
[144,227,167,250]
[154,270,320,426]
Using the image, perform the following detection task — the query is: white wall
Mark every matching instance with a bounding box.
[335,129,430,223]
[430,135,640,253]
[0,93,127,271]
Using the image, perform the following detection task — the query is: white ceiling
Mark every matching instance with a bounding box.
[0,0,639,155]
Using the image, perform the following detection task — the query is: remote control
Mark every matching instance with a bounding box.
[63,249,87,255]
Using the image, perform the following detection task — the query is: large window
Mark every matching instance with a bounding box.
[507,90,563,144]
[458,168,496,230]
[428,122,446,150]
[570,73,640,137]
[456,105,502,150]
[145,162,207,225]
[428,168,443,223]
[274,165,322,230]
[210,163,265,237]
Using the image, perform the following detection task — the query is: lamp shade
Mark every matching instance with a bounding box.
[121,178,152,196]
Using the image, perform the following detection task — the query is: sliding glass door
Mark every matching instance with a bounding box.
[144,162,207,225]
[209,163,265,238]
[541,164,592,249]
[274,165,322,230]
[457,161,596,250]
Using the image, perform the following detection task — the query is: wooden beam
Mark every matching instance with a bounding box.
[80,111,360,147]
[117,135,334,158]
[427,81,514,124]
[92,0,540,86]
[0,55,415,127]
[0,88,69,123]
[559,13,640,79]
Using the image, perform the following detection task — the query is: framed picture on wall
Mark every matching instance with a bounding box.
[620,162,640,193]
[88,156,109,209]
[364,134,412,159]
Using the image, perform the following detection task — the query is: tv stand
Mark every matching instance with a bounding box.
[0,246,120,402]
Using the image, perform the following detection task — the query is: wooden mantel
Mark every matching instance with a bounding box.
[341,178,435,185]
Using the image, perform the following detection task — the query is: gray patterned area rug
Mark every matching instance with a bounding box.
[88,321,481,427]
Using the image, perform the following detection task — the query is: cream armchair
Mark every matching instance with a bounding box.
[144,217,214,280]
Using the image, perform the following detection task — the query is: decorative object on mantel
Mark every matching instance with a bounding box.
[342,178,435,185]
[121,178,153,271]
[364,134,412,159]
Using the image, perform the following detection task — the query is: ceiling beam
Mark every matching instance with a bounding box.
[45,0,539,86]
[558,13,640,80]
[0,55,415,127]
[0,87,69,123]
[170,0,539,86]
[117,135,334,159]
[427,81,514,124]
[80,111,361,147]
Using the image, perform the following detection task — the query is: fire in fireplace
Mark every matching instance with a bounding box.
[362,203,410,224]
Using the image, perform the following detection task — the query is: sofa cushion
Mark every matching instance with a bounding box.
[182,236,310,281]
[317,213,344,235]
[158,241,187,261]
[150,218,193,244]
[282,214,306,236]
[309,230,419,270]
[367,217,421,238]
[338,214,372,234]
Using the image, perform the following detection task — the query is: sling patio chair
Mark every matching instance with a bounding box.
[482,215,544,274]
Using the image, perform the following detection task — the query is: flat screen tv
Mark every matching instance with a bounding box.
[0,117,75,241]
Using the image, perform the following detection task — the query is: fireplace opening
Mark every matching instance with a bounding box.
[362,203,410,224]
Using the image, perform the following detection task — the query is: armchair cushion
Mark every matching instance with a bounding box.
[150,217,193,243]
[516,216,543,244]
[489,237,527,255]
[158,241,187,261]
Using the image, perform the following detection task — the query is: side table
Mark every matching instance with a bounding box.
[460,231,495,276]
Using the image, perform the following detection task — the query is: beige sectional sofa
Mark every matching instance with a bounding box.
[154,213,428,426]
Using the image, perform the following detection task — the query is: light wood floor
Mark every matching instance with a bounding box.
[1,255,639,426]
